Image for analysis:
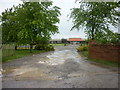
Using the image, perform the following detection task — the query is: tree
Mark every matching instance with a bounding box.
[0,15,2,45]
[2,6,20,44]
[2,1,61,52]
[70,1,120,44]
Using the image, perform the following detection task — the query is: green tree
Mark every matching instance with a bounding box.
[2,1,61,52]
[2,6,20,44]
[70,1,120,44]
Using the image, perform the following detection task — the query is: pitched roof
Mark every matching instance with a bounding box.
[68,38,84,41]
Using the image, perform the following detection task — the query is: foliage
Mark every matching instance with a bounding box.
[34,44,54,51]
[0,24,2,44]
[1,1,61,52]
[2,6,20,44]
[37,37,49,45]
[70,1,120,44]
[77,45,88,52]
[95,31,120,44]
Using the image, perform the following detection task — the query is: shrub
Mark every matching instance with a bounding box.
[34,44,44,50]
[34,44,54,51]
[77,45,88,52]
[45,45,55,51]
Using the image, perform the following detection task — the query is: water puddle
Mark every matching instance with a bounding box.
[38,50,82,65]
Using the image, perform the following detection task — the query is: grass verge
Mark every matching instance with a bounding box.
[2,49,46,62]
[80,51,119,67]
[50,44,65,46]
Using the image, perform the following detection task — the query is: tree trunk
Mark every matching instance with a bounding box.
[91,26,94,40]
[91,16,95,40]
[30,44,33,53]
[15,45,17,50]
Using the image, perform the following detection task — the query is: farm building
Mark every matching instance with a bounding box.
[49,38,86,44]
[68,38,85,44]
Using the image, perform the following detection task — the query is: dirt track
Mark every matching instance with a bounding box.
[2,45,119,88]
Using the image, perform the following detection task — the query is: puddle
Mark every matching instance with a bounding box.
[38,50,82,65]
[38,61,46,64]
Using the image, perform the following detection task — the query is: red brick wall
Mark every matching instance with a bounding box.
[89,44,120,62]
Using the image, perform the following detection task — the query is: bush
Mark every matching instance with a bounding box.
[34,44,44,50]
[77,45,88,52]
[34,44,54,51]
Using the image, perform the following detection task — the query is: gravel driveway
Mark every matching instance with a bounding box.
[2,45,119,88]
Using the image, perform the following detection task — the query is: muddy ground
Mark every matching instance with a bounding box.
[2,45,119,88]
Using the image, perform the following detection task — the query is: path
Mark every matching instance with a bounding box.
[2,45,119,88]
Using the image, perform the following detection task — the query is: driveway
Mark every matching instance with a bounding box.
[2,45,119,88]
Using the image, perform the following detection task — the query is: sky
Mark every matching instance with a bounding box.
[51,0,87,39]
[0,0,118,39]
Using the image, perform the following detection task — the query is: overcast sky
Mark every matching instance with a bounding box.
[0,0,118,39]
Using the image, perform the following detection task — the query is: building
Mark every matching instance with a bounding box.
[49,38,86,44]
[49,39,62,44]
[68,38,85,44]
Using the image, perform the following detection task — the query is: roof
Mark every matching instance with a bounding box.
[68,38,84,41]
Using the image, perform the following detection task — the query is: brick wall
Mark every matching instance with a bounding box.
[89,44,120,62]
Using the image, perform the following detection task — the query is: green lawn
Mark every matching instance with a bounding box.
[50,44,65,46]
[80,51,119,67]
[2,49,46,62]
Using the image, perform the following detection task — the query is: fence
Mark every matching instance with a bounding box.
[17,45,35,49]
[2,44,15,58]
[89,43,120,62]
[17,45,30,49]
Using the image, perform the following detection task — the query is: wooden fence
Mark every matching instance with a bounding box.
[2,44,15,58]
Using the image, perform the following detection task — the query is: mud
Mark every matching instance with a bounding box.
[2,45,119,88]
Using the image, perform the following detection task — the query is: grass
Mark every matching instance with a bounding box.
[80,51,119,67]
[50,44,65,46]
[80,51,89,57]
[2,49,46,62]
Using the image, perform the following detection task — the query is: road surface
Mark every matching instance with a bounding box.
[2,45,119,88]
